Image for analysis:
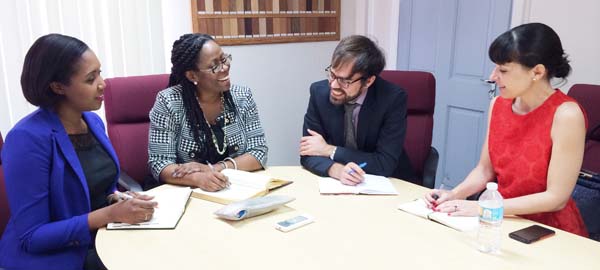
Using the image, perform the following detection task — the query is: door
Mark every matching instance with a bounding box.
[397,0,512,188]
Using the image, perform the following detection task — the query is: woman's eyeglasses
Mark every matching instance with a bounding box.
[201,54,233,74]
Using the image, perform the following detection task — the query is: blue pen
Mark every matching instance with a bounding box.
[348,162,367,174]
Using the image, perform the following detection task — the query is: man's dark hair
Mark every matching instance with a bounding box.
[331,35,386,79]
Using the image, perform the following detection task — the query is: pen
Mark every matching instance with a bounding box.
[207,161,230,188]
[348,162,367,175]
[114,190,133,200]
[206,161,215,171]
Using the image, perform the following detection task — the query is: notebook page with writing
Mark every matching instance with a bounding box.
[318,174,398,195]
[398,199,478,232]
[428,211,479,232]
[358,174,398,195]
[224,169,271,189]
[191,169,292,204]
[397,198,433,218]
[318,177,359,194]
[107,187,192,230]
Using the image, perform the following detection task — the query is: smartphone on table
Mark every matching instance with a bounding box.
[509,225,555,244]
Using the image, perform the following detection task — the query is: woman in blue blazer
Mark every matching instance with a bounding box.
[0,34,157,270]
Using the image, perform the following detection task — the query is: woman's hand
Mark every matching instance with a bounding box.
[424,189,455,208]
[191,171,230,192]
[109,196,158,224]
[172,162,211,178]
[435,200,479,217]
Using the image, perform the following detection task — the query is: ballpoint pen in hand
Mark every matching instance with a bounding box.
[114,190,134,200]
[348,162,367,175]
[206,161,215,171]
[432,183,448,201]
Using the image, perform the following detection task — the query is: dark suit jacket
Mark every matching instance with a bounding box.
[301,77,414,181]
[0,108,120,269]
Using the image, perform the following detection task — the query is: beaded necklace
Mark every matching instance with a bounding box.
[198,93,227,155]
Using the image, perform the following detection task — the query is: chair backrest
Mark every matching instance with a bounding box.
[0,131,10,237]
[104,74,170,183]
[568,84,600,173]
[379,70,436,182]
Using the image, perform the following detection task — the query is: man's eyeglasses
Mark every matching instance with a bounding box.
[325,66,364,89]
[201,54,232,74]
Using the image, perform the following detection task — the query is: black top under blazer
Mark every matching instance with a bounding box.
[301,76,415,181]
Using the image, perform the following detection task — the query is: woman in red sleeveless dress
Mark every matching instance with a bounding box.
[424,23,588,237]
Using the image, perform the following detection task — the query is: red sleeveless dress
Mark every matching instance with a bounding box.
[488,90,588,237]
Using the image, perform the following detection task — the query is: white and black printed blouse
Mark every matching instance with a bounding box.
[148,84,268,180]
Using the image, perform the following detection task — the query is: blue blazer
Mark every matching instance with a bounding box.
[0,108,119,270]
[301,77,415,181]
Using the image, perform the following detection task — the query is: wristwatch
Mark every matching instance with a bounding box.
[329,146,337,160]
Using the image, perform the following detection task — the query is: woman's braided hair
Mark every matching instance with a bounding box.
[168,33,235,162]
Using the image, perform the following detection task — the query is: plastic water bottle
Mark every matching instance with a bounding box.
[477,182,503,253]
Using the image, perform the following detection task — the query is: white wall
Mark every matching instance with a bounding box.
[0,0,165,138]
[511,0,600,91]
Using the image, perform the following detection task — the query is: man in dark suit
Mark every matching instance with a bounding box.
[300,35,414,185]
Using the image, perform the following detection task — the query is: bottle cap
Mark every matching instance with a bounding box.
[486,182,498,190]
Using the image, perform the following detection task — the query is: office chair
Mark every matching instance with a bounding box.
[0,131,10,237]
[379,70,438,188]
[568,84,600,173]
[568,83,600,241]
[104,74,170,191]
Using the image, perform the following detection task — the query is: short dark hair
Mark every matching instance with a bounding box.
[331,35,386,79]
[489,22,571,80]
[21,33,89,108]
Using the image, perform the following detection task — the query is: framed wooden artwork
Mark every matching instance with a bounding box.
[191,0,341,45]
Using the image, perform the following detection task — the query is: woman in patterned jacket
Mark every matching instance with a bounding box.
[148,34,268,191]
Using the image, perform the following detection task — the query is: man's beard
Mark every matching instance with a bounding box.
[329,88,362,106]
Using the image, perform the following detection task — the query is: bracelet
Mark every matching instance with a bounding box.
[329,147,337,160]
[218,161,228,170]
[224,157,238,170]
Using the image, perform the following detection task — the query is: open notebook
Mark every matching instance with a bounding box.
[107,187,192,230]
[397,199,479,232]
[191,169,293,204]
[318,174,398,195]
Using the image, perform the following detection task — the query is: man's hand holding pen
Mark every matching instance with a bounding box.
[337,162,367,186]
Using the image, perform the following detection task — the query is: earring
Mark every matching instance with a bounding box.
[533,78,537,81]
[193,81,198,85]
